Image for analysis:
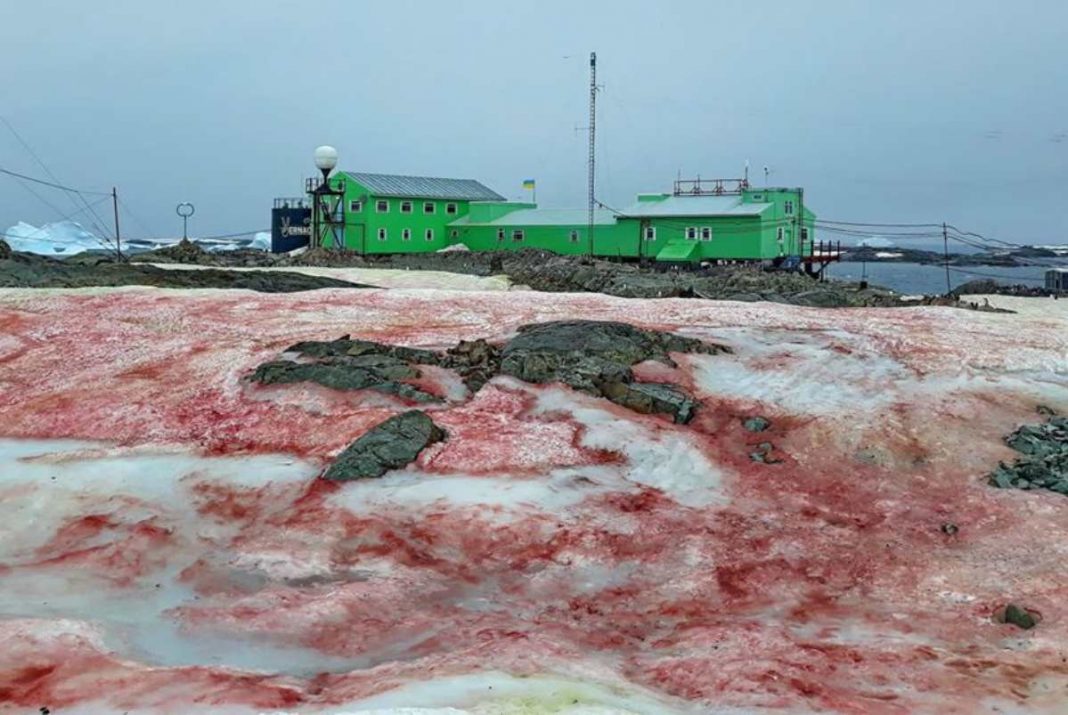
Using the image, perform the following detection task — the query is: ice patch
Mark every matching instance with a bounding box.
[327,468,609,520]
[2,219,106,255]
[689,327,910,415]
[334,671,687,715]
[532,388,728,508]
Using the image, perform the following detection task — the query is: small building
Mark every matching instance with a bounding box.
[322,172,504,253]
[1047,268,1068,293]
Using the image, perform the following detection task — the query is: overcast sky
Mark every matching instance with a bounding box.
[2,0,1067,245]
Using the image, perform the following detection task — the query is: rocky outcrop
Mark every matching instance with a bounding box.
[442,338,501,392]
[287,336,442,366]
[324,410,446,481]
[989,412,1068,494]
[0,239,10,261]
[0,251,367,292]
[251,320,727,423]
[250,359,440,403]
[499,320,728,423]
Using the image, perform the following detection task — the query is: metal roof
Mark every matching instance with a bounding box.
[450,208,618,227]
[618,195,772,218]
[342,172,504,201]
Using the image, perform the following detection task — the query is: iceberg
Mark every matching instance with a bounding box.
[2,220,109,255]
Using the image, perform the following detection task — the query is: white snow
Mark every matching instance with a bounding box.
[532,387,729,508]
[327,671,685,715]
[145,263,514,291]
[2,220,107,255]
[327,468,611,521]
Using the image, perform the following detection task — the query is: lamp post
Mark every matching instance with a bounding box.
[308,146,346,250]
[176,202,195,241]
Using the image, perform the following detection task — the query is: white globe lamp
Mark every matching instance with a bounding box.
[314,145,339,174]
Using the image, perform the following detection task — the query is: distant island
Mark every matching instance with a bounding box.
[840,244,1068,267]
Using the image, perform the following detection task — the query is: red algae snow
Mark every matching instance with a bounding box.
[0,286,1067,714]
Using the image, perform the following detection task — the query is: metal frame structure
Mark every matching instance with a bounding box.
[672,177,750,196]
[305,174,346,250]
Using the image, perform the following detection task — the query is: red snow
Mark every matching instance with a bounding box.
[0,286,1067,713]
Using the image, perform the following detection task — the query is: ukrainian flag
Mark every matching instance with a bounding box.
[522,179,536,190]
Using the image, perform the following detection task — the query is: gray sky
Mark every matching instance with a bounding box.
[2,0,1067,245]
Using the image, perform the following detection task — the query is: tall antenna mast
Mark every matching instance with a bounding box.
[587,51,597,257]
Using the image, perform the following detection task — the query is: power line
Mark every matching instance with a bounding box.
[0,166,110,196]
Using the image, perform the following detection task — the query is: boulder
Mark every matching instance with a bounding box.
[249,360,439,403]
[988,416,1068,495]
[598,381,697,424]
[443,338,502,392]
[286,336,442,365]
[743,416,771,432]
[499,320,726,422]
[0,239,10,260]
[324,410,446,481]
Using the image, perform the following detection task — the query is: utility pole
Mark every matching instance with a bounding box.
[587,51,597,257]
[942,222,951,295]
[111,187,123,261]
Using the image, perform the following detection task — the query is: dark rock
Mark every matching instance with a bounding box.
[249,360,439,403]
[254,320,729,422]
[0,239,10,260]
[443,338,502,392]
[988,416,1068,496]
[749,441,781,464]
[287,336,442,366]
[324,410,445,481]
[789,290,849,308]
[997,603,1038,630]
[743,416,771,432]
[0,251,367,292]
[499,320,726,420]
[940,522,959,535]
[598,381,697,424]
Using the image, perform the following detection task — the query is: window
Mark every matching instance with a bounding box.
[512,229,524,242]
[423,202,436,214]
[751,194,763,201]
[686,227,697,240]
[450,229,459,239]
[376,200,389,213]
[377,228,387,241]
[776,227,784,242]
[497,228,505,241]
[785,200,794,215]
[644,226,656,241]
[446,203,458,215]
[400,201,413,214]
[701,227,712,241]
[569,230,579,243]
[349,200,363,213]
[801,227,809,242]
[425,228,435,242]
[402,228,411,241]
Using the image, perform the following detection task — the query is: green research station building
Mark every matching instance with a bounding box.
[311,172,816,263]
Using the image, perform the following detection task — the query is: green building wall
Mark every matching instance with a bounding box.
[312,175,815,263]
[319,175,475,253]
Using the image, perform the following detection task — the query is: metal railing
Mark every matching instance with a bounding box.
[673,177,750,196]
